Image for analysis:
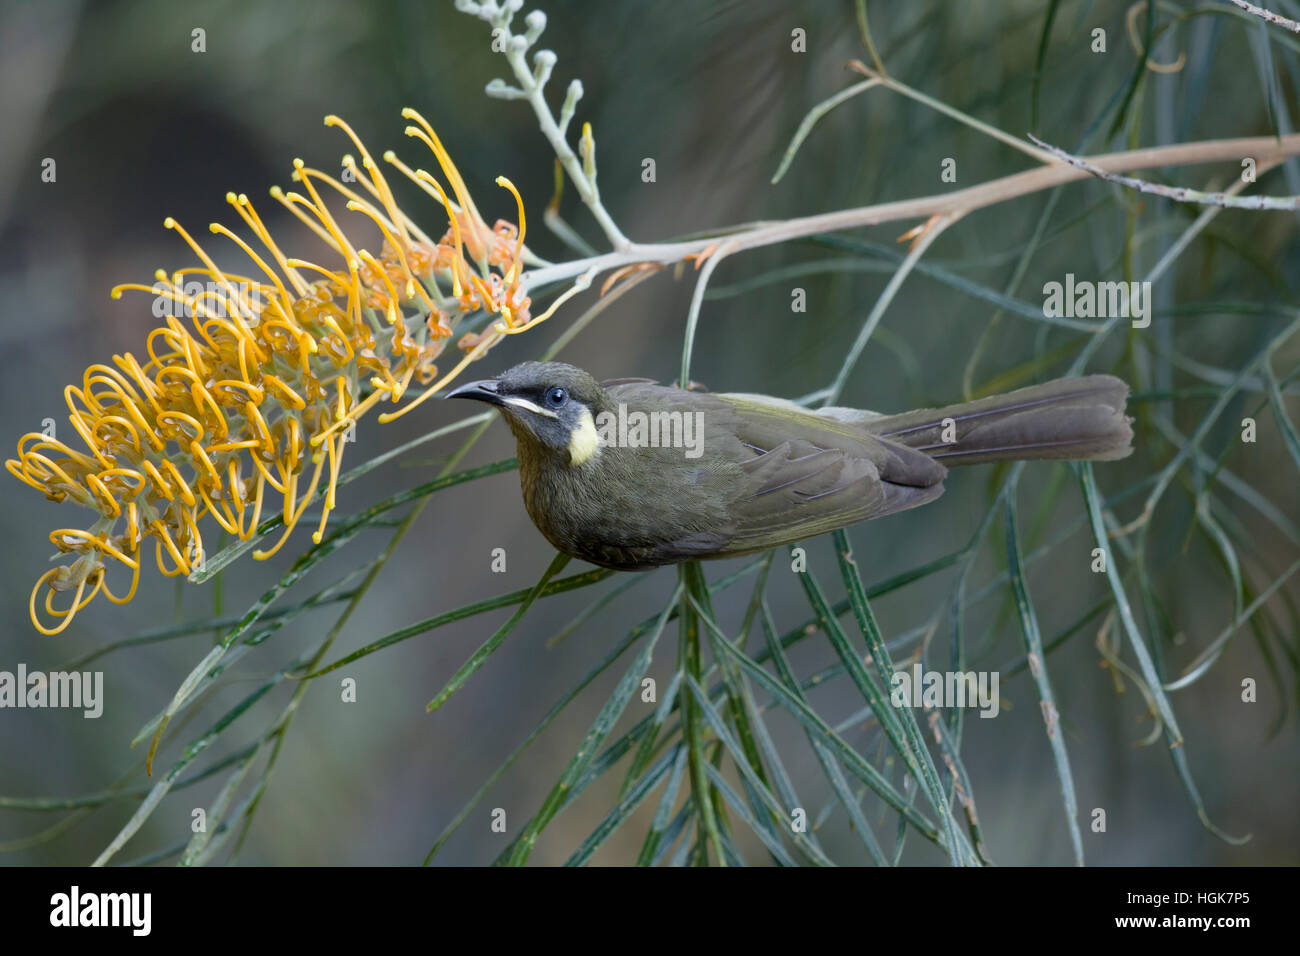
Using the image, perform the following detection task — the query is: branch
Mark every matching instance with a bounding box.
[460,0,632,251]
[523,134,1300,291]
[1028,133,1298,210]
[1230,0,1300,33]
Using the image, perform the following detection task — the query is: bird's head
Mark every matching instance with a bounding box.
[445,361,611,466]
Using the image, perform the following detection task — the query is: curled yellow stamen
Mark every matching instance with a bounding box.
[101,560,142,605]
[325,115,409,244]
[347,199,437,315]
[29,567,91,636]
[262,374,307,410]
[209,222,298,324]
[271,186,344,252]
[140,459,174,500]
[418,172,466,298]
[494,176,526,285]
[227,192,312,299]
[377,329,500,424]
[403,108,486,243]
[498,269,593,336]
[358,249,403,325]
[152,521,190,576]
[292,159,363,268]
[164,219,261,335]
[161,460,197,508]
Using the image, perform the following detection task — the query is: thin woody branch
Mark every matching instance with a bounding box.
[525,134,1300,289]
[1230,0,1300,33]
[1027,133,1298,211]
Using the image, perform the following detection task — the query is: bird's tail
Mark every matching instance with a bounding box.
[860,375,1134,467]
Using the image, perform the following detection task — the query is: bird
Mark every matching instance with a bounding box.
[446,362,1133,571]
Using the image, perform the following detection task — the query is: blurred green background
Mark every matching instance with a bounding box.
[1,0,1297,865]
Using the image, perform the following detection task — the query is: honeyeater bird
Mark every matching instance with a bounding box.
[446,362,1133,571]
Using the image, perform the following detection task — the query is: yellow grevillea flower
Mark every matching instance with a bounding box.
[7,108,534,634]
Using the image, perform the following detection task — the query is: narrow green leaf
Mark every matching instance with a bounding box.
[426,552,571,712]
[507,588,677,865]
[678,562,727,865]
[830,530,973,865]
[771,79,879,184]
[709,612,941,843]
[1005,496,1084,866]
[760,605,886,864]
[636,744,689,866]
[1078,464,1183,738]
[1108,0,1154,138]
[1264,360,1300,474]
[562,746,680,867]
[308,566,615,677]
[699,762,797,866]
[683,667,833,866]
[1031,0,1061,132]
[423,593,674,864]
[193,453,514,582]
[649,801,694,867]
[619,670,683,803]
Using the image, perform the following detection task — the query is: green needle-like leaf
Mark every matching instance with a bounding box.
[426,552,571,713]
[1005,496,1084,866]
[507,587,678,865]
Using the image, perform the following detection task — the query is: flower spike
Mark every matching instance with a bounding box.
[9,109,545,633]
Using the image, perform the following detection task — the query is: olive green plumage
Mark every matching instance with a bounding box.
[446,362,1133,571]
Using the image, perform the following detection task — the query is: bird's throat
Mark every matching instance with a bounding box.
[567,406,601,466]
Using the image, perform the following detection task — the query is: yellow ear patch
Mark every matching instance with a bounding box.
[568,406,601,466]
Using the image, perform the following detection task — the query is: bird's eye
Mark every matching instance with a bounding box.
[545,386,568,408]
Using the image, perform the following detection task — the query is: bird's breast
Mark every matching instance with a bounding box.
[517,446,735,570]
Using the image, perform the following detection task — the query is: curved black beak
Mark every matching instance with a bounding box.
[445,379,504,406]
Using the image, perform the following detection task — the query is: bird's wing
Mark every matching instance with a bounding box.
[604,377,716,394]
[712,393,948,555]
[600,376,659,389]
